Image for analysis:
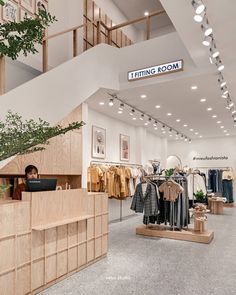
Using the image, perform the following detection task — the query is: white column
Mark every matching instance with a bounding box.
[81,102,89,188]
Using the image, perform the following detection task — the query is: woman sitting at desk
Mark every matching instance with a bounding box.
[13,165,38,200]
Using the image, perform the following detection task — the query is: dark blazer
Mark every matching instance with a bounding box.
[131,183,159,216]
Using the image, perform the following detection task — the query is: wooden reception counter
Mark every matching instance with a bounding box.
[0,189,108,295]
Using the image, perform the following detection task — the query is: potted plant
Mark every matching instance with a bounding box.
[195,190,206,203]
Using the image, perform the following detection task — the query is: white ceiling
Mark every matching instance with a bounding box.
[86,0,236,142]
[111,0,173,31]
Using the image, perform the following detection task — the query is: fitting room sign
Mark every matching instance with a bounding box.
[128,60,183,81]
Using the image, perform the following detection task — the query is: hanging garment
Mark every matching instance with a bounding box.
[222,180,234,203]
[187,174,207,200]
[87,166,103,192]
[130,182,159,216]
[222,170,234,180]
[159,180,184,202]
[208,170,217,192]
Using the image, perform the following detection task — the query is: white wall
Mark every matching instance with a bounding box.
[82,105,166,221]
[6,59,40,92]
[94,0,139,42]
[168,136,236,196]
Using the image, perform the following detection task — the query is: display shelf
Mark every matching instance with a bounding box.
[32,215,93,231]
[136,225,214,244]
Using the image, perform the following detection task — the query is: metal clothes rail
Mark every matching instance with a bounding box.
[145,175,189,231]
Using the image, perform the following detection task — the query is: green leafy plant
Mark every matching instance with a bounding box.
[0,111,85,196]
[165,168,174,178]
[195,190,205,202]
[0,8,56,60]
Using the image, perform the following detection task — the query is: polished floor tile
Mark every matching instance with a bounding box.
[41,207,236,295]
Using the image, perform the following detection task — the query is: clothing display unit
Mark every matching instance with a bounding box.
[133,175,214,244]
[88,161,143,221]
[193,167,234,205]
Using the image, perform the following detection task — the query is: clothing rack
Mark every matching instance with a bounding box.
[144,174,188,231]
[192,166,233,171]
[89,161,143,222]
[90,160,142,167]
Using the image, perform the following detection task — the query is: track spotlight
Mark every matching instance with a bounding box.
[210,43,220,58]
[119,103,124,111]
[192,0,205,14]
[189,139,192,143]
[216,58,224,71]
[140,114,144,121]
[109,99,114,106]
[201,18,213,36]
[202,35,212,46]
[129,109,135,116]
[162,125,165,131]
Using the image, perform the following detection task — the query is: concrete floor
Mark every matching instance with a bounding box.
[41,208,236,295]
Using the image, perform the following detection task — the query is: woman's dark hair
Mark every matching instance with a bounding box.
[25,165,38,176]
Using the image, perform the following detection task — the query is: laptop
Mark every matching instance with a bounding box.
[26,179,57,192]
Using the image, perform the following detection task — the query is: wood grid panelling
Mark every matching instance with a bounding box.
[83,0,133,50]
[0,191,108,294]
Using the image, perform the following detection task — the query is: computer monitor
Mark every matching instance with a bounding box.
[26,179,57,192]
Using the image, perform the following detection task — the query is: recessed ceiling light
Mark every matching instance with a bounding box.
[200,98,206,102]
[154,127,158,130]
[212,115,217,118]
[207,107,213,111]
[190,129,194,132]
[169,134,173,137]
[195,132,199,135]
[183,124,188,127]
[118,110,123,114]
[217,121,222,124]
[144,11,149,16]
[140,94,147,99]
[167,113,172,116]
[144,122,148,126]
[162,131,166,134]
[199,135,203,138]
[226,134,230,136]
[176,119,181,122]
[99,102,105,105]
[191,86,198,90]
[222,94,227,98]
[155,105,161,109]
[108,99,114,106]
[229,103,234,108]
[220,126,224,129]
[223,130,227,133]
[132,117,137,120]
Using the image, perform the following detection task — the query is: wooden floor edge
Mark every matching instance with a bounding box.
[136,226,214,244]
